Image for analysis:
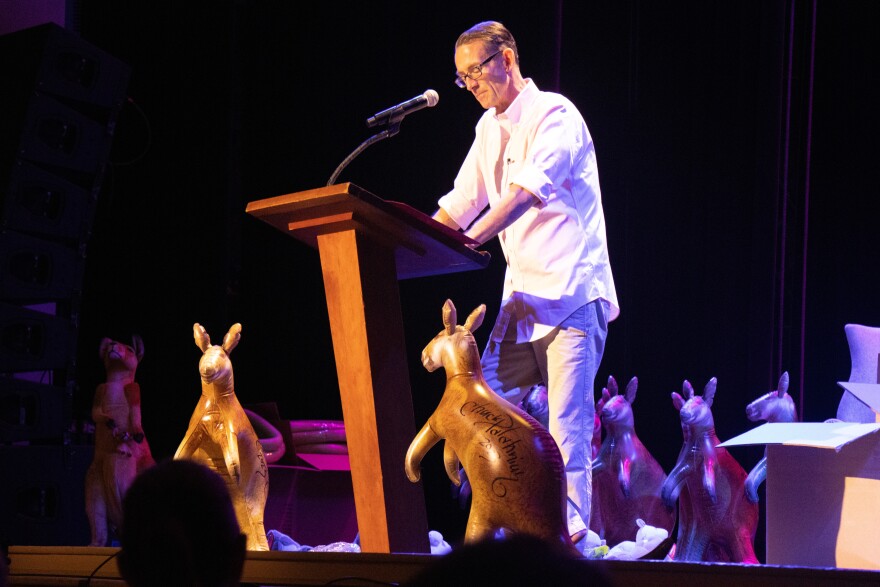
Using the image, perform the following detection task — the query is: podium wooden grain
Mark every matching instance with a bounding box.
[245,183,489,553]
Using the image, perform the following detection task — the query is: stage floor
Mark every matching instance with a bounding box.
[7,546,880,587]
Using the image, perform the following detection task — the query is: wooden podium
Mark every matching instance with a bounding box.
[245,183,489,553]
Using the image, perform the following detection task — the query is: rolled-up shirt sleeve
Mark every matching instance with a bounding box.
[507,102,578,208]
[438,120,490,230]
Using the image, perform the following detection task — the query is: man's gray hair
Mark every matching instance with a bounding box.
[455,21,520,66]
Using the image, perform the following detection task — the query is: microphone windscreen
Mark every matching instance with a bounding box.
[424,89,439,107]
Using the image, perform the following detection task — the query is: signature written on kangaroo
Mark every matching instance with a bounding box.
[462,400,525,495]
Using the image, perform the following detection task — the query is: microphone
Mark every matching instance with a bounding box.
[366,89,439,128]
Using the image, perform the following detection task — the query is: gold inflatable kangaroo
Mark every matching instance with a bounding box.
[175,323,269,550]
[405,300,576,553]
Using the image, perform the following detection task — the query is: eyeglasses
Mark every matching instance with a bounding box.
[454,49,503,88]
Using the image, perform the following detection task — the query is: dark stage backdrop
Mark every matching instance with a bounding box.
[29,0,876,552]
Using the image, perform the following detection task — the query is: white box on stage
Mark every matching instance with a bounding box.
[837,382,880,422]
[721,412,880,570]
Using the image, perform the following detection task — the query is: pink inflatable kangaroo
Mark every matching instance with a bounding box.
[405,300,575,552]
[590,375,674,546]
[520,382,601,459]
[660,378,758,563]
[744,371,797,503]
[175,323,269,551]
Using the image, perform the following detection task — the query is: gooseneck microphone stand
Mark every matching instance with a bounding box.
[326,122,400,186]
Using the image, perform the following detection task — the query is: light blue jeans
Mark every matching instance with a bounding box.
[480,299,609,536]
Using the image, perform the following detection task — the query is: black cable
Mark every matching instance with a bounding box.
[80,549,119,586]
[111,96,153,167]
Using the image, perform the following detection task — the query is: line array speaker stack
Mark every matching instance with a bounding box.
[0,22,130,446]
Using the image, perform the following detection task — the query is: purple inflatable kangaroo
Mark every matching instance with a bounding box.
[660,378,758,563]
[405,300,575,553]
[590,375,674,546]
[744,371,797,503]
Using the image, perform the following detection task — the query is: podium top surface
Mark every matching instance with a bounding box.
[245,183,490,280]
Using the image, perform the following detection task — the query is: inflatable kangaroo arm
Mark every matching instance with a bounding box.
[405,423,441,483]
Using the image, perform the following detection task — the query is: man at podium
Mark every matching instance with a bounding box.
[432,20,620,549]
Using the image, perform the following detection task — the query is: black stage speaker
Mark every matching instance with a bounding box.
[0,230,85,301]
[0,376,71,443]
[0,21,130,275]
[1,159,96,243]
[0,21,130,190]
[0,444,93,546]
[0,23,129,440]
[14,91,117,183]
[0,302,78,373]
[0,22,130,109]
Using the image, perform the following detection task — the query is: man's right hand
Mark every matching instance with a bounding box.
[433,207,463,231]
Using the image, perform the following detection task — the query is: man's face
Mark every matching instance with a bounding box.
[455,41,510,112]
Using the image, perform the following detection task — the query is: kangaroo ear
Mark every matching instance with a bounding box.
[193,323,211,353]
[132,335,144,363]
[682,380,695,400]
[778,371,790,397]
[99,337,113,359]
[442,299,457,335]
[624,376,638,404]
[607,375,618,397]
[703,377,717,407]
[672,391,685,411]
[463,304,486,332]
[598,386,611,410]
[222,323,242,354]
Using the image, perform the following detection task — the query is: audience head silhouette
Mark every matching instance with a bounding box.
[403,534,614,587]
[118,458,247,587]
